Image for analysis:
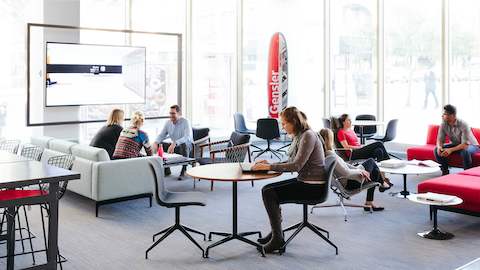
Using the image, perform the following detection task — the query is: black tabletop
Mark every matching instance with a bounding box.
[0,151,28,163]
[0,161,80,189]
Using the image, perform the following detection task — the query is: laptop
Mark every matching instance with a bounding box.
[239,162,269,173]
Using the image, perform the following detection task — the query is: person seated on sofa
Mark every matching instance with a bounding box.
[434,104,480,175]
[153,104,193,177]
[337,114,390,161]
[90,108,124,158]
[112,111,152,159]
[320,128,393,212]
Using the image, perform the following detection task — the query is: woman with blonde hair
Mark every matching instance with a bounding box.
[319,128,392,212]
[112,111,153,159]
[252,106,326,253]
[90,108,125,158]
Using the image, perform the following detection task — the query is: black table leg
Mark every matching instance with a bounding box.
[205,181,265,258]
[6,204,15,270]
[418,206,454,240]
[47,182,60,269]
[398,174,410,198]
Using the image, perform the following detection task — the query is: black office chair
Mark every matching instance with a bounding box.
[322,118,331,129]
[252,118,282,160]
[145,158,206,259]
[280,155,338,255]
[354,114,377,140]
[234,112,261,151]
[191,127,210,159]
[371,119,398,143]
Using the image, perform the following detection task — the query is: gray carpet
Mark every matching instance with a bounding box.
[1,162,479,269]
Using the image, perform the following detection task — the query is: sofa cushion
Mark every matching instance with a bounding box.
[426,125,440,145]
[459,166,480,177]
[418,174,480,213]
[48,139,76,154]
[472,128,480,143]
[30,136,54,149]
[71,144,110,162]
[68,156,93,198]
[407,145,436,161]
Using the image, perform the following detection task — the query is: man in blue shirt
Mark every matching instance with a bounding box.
[154,105,193,178]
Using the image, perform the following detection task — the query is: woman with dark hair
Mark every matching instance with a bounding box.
[252,106,326,253]
[90,108,124,158]
[337,113,390,161]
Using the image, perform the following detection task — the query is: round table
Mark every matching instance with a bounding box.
[407,194,463,240]
[186,163,282,258]
[379,164,440,198]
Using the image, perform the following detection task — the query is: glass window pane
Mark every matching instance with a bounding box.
[330,0,377,118]
[450,0,480,127]
[243,0,324,130]
[384,0,442,144]
[192,0,236,136]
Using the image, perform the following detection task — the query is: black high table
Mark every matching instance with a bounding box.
[186,163,281,258]
[0,158,80,270]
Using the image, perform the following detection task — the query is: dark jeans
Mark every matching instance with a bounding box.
[262,178,327,206]
[434,143,480,171]
[344,158,383,202]
[162,142,191,175]
[351,141,390,161]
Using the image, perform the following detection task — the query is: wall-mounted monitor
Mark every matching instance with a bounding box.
[45,42,146,107]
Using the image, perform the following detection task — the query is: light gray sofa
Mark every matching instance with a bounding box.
[30,136,159,216]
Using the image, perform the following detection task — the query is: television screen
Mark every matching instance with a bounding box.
[45,42,146,107]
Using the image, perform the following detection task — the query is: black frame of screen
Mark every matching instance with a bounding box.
[27,23,182,127]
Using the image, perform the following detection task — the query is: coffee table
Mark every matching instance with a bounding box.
[186,163,281,258]
[407,194,463,240]
[379,164,440,198]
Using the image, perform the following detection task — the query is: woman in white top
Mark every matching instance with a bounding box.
[320,128,393,211]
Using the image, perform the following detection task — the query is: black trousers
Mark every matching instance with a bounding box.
[261,178,327,205]
[162,142,190,175]
[351,141,389,161]
[344,158,383,202]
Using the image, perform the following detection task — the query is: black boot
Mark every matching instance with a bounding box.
[261,190,285,254]
[257,207,282,244]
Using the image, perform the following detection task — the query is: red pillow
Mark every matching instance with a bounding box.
[426,125,439,145]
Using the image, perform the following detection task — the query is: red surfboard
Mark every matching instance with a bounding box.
[267,32,288,119]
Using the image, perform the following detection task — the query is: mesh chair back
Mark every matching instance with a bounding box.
[47,154,75,199]
[20,145,43,161]
[225,144,250,162]
[228,131,250,147]
[0,140,20,154]
[233,113,249,133]
[149,158,169,206]
[256,118,280,140]
[354,114,377,135]
[383,119,398,142]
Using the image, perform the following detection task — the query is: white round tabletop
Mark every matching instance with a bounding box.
[186,163,282,182]
[379,164,441,175]
[407,194,463,206]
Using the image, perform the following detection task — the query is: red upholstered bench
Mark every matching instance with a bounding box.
[407,125,480,168]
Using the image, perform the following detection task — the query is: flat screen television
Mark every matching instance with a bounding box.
[45,42,146,107]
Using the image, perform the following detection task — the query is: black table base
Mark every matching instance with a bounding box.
[205,182,265,258]
[418,206,455,240]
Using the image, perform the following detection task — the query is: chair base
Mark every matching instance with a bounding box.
[252,139,283,160]
[146,207,206,259]
[282,205,338,255]
[311,197,371,222]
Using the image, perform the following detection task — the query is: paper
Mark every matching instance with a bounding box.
[416,192,456,203]
[408,159,440,167]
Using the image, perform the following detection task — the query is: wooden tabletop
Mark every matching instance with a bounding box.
[0,161,81,189]
[186,163,282,182]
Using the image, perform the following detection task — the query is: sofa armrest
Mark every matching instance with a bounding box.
[91,156,160,201]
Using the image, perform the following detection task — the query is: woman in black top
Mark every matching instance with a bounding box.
[90,109,124,158]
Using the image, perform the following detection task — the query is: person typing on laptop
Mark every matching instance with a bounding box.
[250,107,326,254]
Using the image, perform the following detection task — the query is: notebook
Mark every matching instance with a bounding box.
[416,192,457,204]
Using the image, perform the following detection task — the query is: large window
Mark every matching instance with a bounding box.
[330,0,377,117]
[0,0,43,141]
[192,0,236,136]
[243,0,324,130]
[384,0,442,144]
[450,0,480,127]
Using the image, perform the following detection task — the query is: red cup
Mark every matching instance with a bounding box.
[157,145,164,158]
